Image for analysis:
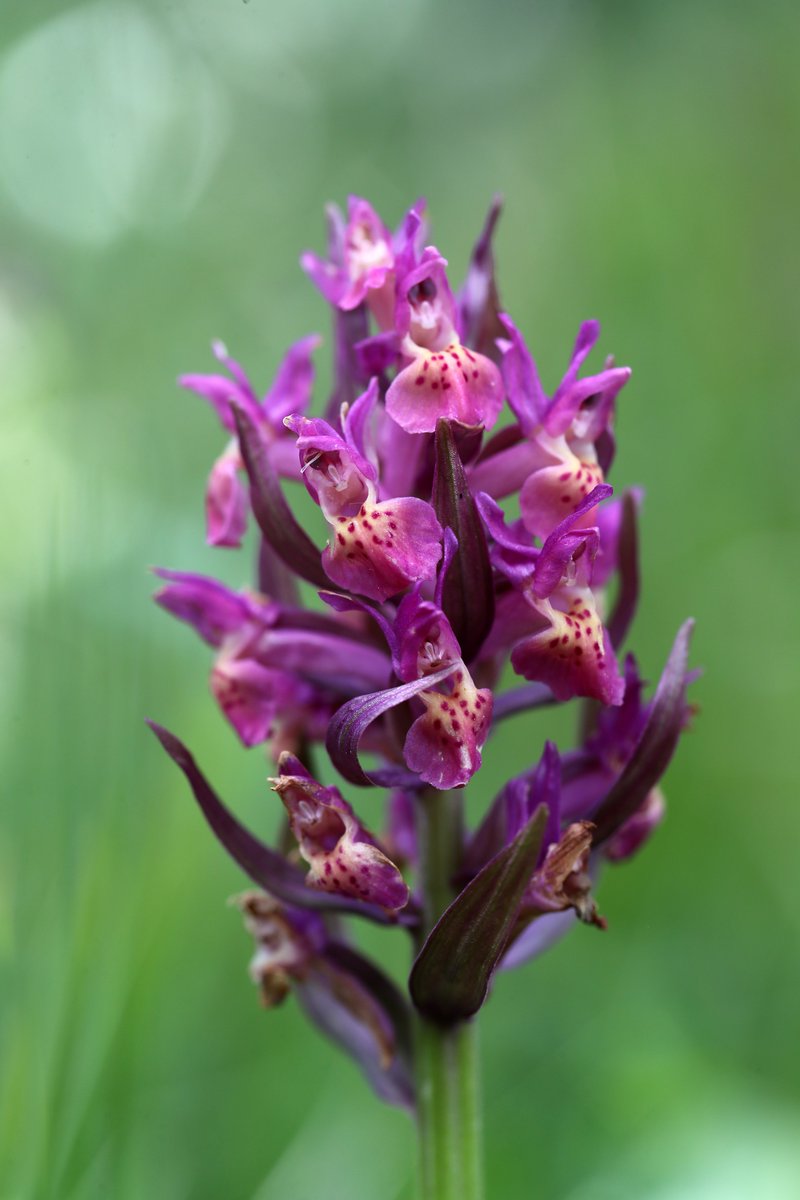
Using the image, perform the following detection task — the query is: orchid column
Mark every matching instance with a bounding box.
[149,194,694,1200]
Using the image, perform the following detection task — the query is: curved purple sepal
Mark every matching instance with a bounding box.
[146,721,409,926]
[591,619,695,844]
[326,664,457,787]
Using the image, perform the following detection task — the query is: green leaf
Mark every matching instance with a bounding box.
[431,419,495,663]
[409,805,548,1022]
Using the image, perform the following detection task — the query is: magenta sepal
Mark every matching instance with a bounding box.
[456,195,505,362]
[326,664,458,788]
[152,569,274,646]
[409,805,548,1023]
[498,313,547,434]
[591,619,695,844]
[146,721,415,927]
[602,490,640,649]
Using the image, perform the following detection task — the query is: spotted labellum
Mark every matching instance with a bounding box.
[149,193,696,1115]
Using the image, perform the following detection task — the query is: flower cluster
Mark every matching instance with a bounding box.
[149,195,694,1108]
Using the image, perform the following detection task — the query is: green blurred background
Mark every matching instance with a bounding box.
[2,0,798,1196]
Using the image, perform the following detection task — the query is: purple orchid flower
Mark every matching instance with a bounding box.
[180,335,319,547]
[301,196,425,334]
[150,193,697,1134]
[470,315,630,538]
[478,486,625,705]
[273,754,409,912]
[393,589,493,791]
[286,395,443,601]
[385,244,504,434]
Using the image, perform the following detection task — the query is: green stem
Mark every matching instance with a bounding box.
[413,791,484,1200]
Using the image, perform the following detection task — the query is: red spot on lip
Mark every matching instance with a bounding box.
[432,381,439,390]
[347,522,355,532]
[371,511,379,519]
[337,533,345,545]
[415,376,424,386]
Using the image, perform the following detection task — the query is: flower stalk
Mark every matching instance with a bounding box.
[414,789,483,1200]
